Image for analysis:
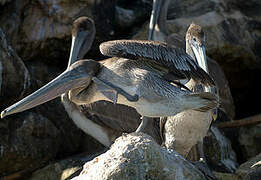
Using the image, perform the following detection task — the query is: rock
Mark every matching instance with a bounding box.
[0,28,31,110]
[73,133,209,180]
[0,112,59,176]
[0,105,105,177]
[115,0,152,30]
[115,6,137,29]
[204,126,238,173]
[236,153,261,180]
[238,123,261,160]
[30,152,101,180]
[213,172,237,180]
[0,0,116,62]
[0,0,12,6]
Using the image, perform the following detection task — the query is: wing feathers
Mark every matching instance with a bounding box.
[100,40,214,86]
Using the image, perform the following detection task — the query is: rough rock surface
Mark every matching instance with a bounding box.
[204,126,238,173]
[236,153,261,180]
[30,152,102,180]
[73,133,208,180]
[213,172,237,180]
[0,112,59,176]
[0,0,116,62]
[0,99,105,176]
[0,28,31,109]
[0,0,12,6]
[238,123,261,160]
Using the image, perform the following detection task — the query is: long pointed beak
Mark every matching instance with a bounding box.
[1,68,92,118]
[192,45,213,91]
[148,0,162,40]
[67,31,95,68]
[192,45,208,74]
[192,44,218,117]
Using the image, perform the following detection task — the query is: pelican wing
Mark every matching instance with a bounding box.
[92,77,139,103]
[100,40,214,86]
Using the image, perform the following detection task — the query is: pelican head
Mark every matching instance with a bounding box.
[68,17,96,68]
[1,60,100,118]
[186,23,218,118]
[186,23,208,74]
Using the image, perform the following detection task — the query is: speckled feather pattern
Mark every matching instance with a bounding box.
[100,40,214,86]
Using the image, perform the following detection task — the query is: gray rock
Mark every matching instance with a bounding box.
[204,126,238,173]
[213,171,237,180]
[73,133,208,180]
[115,0,152,29]
[0,105,105,177]
[30,152,102,180]
[0,112,59,176]
[0,0,12,6]
[236,153,261,180]
[115,7,136,28]
[0,0,116,62]
[238,123,261,160]
[0,28,31,110]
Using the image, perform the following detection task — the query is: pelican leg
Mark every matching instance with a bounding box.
[92,77,139,103]
[136,116,150,133]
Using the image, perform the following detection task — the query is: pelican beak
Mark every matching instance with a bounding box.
[68,31,95,68]
[148,0,162,40]
[1,60,99,118]
[192,44,218,117]
[191,44,208,74]
[192,44,212,90]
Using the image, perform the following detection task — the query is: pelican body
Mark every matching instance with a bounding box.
[149,0,218,158]
[69,57,214,118]
[1,17,218,145]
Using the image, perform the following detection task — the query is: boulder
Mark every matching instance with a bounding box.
[238,123,261,160]
[0,104,105,177]
[115,0,152,30]
[0,112,59,176]
[0,28,31,109]
[236,153,261,180]
[213,172,237,180]
[73,133,209,180]
[0,0,116,62]
[0,0,12,6]
[203,126,238,173]
[30,152,102,180]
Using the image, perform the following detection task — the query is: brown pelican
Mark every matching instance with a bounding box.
[1,18,218,140]
[149,0,218,158]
